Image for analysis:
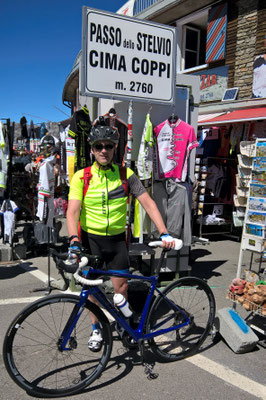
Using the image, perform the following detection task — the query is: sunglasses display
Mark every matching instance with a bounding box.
[93,143,115,151]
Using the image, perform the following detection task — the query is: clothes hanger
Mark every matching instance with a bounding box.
[168,113,178,124]
[98,116,106,126]
[108,108,116,115]
[82,105,89,114]
[147,105,152,116]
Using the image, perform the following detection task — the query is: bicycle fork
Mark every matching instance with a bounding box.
[57,299,86,351]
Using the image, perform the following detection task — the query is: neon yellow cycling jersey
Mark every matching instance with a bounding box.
[69,162,134,236]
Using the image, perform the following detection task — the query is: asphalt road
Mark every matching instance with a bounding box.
[0,225,265,400]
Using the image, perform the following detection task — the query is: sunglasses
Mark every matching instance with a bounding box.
[93,143,115,151]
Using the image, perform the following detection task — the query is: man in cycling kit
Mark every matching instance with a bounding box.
[67,125,175,351]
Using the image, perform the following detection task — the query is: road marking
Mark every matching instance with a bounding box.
[187,354,266,400]
[2,262,265,398]
[19,262,56,283]
[0,297,43,305]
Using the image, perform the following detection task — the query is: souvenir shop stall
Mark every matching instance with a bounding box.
[197,114,266,344]
[195,114,266,240]
[0,118,71,260]
[194,124,239,238]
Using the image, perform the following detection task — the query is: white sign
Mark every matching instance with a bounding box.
[81,8,176,104]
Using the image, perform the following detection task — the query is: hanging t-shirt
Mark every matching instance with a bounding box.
[137,113,154,180]
[94,111,128,165]
[36,155,56,227]
[154,119,198,181]
[150,180,192,246]
[65,135,75,184]
[20,116,28,138]
[58,124,70,177]
[216,126,231,157]
[200,127,221,158]
[0,122,9,190]
[39,122,48,139]
[0,200,19,244]
[69,105,92,171]
[206,164,225,197]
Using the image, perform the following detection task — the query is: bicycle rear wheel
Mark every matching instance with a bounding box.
[3,294,112,398]
[147,277,215,362]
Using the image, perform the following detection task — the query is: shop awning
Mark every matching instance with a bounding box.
[198,112,225,122]
[198,107,266,125]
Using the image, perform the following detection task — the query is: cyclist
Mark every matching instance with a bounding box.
[67,125,175,351]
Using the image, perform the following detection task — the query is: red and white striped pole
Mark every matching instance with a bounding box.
[125,101,133,245]
[126,101,133,167]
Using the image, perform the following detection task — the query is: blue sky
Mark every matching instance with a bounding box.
[0,0,127,124]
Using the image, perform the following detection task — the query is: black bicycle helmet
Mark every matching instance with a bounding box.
[88,125,120,145]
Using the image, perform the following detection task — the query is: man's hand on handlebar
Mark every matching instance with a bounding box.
[159,233,176,249]
[68,240,84,259]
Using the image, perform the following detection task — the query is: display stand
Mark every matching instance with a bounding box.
[230,138,266,340]
[236,138,266,279]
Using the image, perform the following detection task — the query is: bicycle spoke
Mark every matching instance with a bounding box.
[147,278,215,361]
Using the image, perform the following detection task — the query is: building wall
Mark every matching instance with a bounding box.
[62,0,265,114]
[256,0,266,56]
[233,0,259,99]
[191,0,265,106]
[226,0,238,89]
[150,0,264,104]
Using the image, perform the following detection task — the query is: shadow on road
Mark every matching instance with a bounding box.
[0,262,36,280]
[189,248,227,280]
[191,260,225,280]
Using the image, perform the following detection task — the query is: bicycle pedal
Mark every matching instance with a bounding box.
[147,372,159,380]
[144,363,158,379]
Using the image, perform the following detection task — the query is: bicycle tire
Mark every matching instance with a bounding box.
[147,277,216,362]
[3,294,112,398]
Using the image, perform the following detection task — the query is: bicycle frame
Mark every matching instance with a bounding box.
[58,267,190,351]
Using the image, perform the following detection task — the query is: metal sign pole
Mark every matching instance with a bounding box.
[125,101,133,246]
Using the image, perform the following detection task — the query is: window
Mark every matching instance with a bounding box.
[176,3,227,72]
[183,26,200,70]
[177,10,209,72]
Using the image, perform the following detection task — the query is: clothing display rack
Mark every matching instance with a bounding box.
[195,156,238,239]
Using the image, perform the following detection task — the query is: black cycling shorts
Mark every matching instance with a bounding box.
[81,230,129,272]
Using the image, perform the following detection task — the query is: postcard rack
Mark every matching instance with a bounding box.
[236,138,266,279]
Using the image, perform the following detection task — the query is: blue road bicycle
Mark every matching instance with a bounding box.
[3,239,215,398]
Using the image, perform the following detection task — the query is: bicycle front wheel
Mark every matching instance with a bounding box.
[3,294,112,398]
[147,277,215,362]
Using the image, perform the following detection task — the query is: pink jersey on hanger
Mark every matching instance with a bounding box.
[154,119,198,181]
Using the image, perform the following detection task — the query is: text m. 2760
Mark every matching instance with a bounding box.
[115,81,153,94]
[130,82,153,94]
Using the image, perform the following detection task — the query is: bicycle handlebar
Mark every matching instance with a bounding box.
[75,238,183,286]
[73,257,104,286]
[53,238,183,287]
[148,238,183,250]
